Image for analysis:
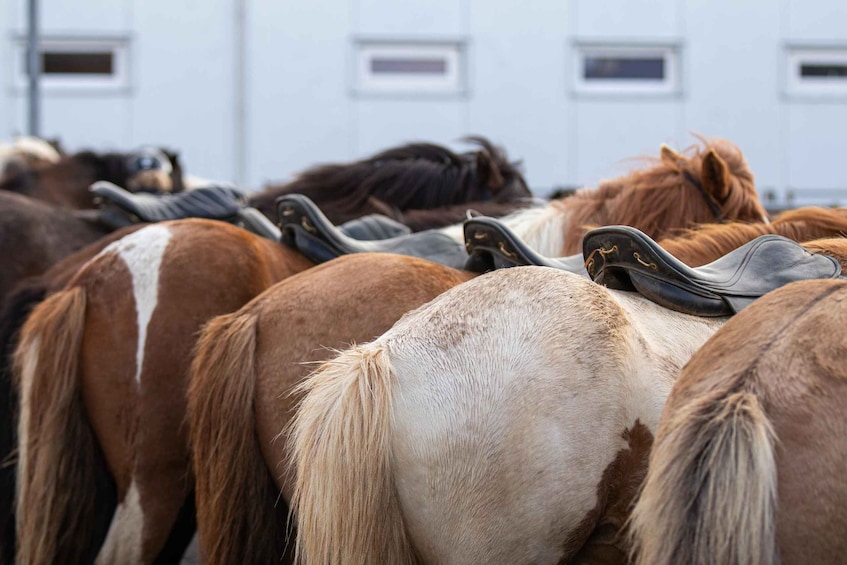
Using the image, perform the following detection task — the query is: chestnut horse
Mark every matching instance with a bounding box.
[12,137,764,565]
[287,237,847,565]
[187,210,847,564]
[628,272,847,565]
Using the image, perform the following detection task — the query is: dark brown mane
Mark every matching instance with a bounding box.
[560,138,765,251]
[659,206,847,266]
[249,136,531,226]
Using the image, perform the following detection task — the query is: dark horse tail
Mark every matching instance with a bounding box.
[13,286,116,564]
[187,309,290,565]
[0,279,48,564]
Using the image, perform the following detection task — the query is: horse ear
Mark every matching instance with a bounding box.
[475,150,505,192]
[660,143,681,165]
[700,149,731,203]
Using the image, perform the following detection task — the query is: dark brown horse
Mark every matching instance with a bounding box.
[0,147,185,210]
[250,136,534,230]
[629,272,847,565]
[10,137,766,564]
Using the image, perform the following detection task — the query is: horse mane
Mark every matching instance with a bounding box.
[251,136,530,223]
[801,238,847,271]
[561,138,760,248]
[659,207,847,267]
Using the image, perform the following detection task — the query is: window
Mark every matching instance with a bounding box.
[354,41,465,95]
[786,48,847,98]
[574,45,679,95]
[14,38,129,90]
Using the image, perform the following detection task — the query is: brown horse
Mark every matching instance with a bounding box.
[628,273,847,565]
[0,147,185,210]
[185,207,847,565]
[250,136,533,230]
[282,237,847,565]
[11,137,765,564]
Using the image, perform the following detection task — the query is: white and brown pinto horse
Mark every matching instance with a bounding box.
[12,138,764,564]
[289,239,847,564]
[629,268,847,565]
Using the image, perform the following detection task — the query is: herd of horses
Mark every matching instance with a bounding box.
[1,134,845,564]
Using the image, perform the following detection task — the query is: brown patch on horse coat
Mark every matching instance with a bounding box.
[560,421,653,563]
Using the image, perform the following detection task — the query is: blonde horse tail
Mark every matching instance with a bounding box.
[629,389,778,565]
[187,310,288,565]
[290,344,415,565]
[13,286,100,565]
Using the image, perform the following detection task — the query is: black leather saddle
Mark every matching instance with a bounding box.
[92,181,245,224]
[583,226,842,316]
[463,216,587,275]
[277,194,468,268]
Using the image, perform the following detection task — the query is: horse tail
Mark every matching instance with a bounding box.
[290,344,415,565]
[13,286,102,565]
[187,310,289,565]
[0,278,48,564]
[629,389,778,565]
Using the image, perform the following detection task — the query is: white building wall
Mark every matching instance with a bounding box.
[1,0,846,206]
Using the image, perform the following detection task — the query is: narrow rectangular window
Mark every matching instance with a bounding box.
[354,41,464,96]
[574,45,679,96]
[786,48,847,98]
[14,38,128,90]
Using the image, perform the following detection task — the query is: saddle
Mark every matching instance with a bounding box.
[463,216,587,275]
[334,213,411,241]
[582,226,842,316]
[92,181,245,224]
[277,194,468,269]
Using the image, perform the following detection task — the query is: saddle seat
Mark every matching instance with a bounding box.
[463,216,587,275]
[277,193,468,269]
[91,181,246,224]
[582,225,842,316]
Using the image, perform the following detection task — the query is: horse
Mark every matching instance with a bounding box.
[187,211,847,564]
[286,236,847,564]
[0,147,185,210]
[250,136,534,230]
[0,136,63,176]
[10,136,766,565]
[628,272,847,565]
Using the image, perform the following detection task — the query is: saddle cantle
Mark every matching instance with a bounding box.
[277,193,468,268]
[463,216,587,275]
[582,226,842,316]
[92,181,245,224]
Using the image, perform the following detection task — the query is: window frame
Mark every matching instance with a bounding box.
[572,43,680,97]
[785,47,847,99]
[352,40,466,97]
[13,37,130,91]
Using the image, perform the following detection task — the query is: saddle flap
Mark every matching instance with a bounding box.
[583,225,842,316]
[463,216,587,275]
[91,181,245,223]
[277,194,468,268]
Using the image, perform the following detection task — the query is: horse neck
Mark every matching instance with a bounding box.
[435,201,569,257]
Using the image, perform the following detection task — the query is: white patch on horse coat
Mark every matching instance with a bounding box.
[101,224,173,384]
[95,480,144,565]
[376,268,724,563]
[437,202,570,256]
